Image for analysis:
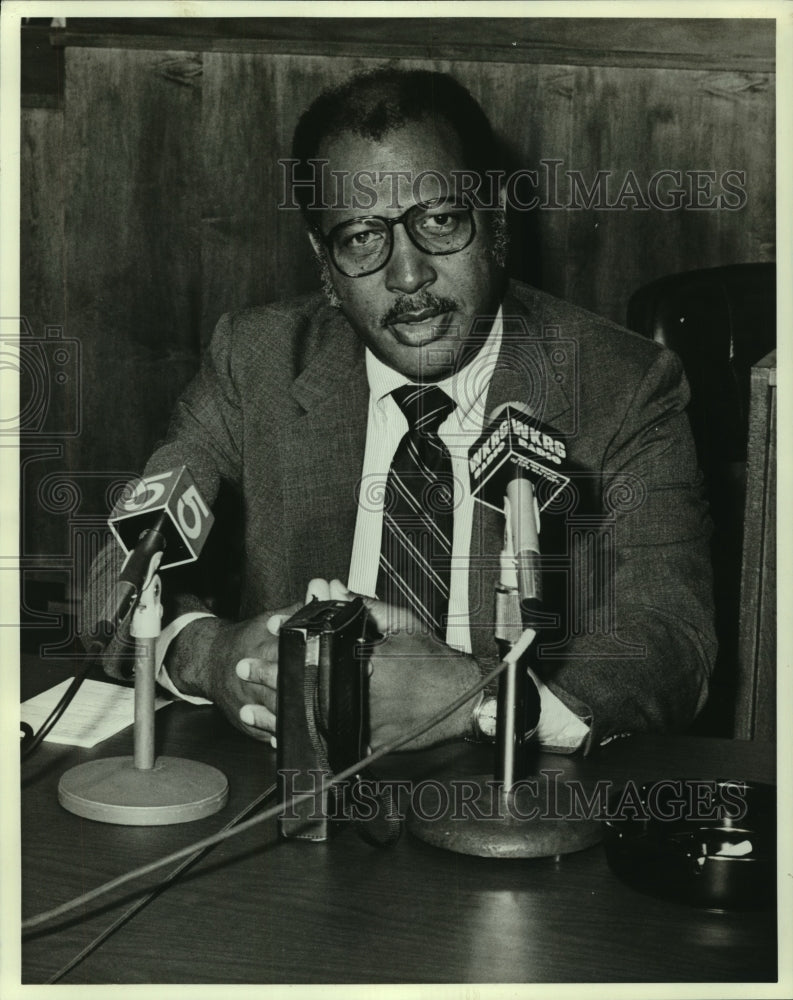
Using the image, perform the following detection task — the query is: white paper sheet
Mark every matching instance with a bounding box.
[21,679,173,748]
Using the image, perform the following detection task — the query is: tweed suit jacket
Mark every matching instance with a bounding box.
[83,280,716,751]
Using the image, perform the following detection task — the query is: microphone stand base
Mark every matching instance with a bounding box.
[406,774,602,859]
[58,756,228,825]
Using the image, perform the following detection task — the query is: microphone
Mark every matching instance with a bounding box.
[409,402,601,859]
[409,405,601,857]
[469,402,569,626]
[468,403,571,786]
[94,466,214,643]
[60,466,228,825]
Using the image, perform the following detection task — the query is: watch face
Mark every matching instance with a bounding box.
[478,696,498,739]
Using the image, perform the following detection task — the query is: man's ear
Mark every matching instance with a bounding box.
[308,229,342,309]
[308,229,323,257]
[490,184,510,269]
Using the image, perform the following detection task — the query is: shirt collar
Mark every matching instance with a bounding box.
[365,307,503,421]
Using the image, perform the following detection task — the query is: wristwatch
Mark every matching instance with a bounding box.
[471,695,498,741]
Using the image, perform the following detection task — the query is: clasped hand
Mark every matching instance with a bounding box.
[204,579,481,750]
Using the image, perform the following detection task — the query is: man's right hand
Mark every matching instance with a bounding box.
[211,610,298,742]
[164,579,349,744]
[165,605,299,744]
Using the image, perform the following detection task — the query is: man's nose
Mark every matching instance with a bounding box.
[384,224,436,294]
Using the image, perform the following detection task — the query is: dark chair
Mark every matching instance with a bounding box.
[626,262,776,737]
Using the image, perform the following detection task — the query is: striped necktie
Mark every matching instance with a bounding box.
[376,384,456,638]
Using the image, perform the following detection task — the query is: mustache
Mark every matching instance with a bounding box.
[380,293,460,328]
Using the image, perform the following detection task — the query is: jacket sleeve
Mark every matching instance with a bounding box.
[79,313,243,678]
[537,348,717,751]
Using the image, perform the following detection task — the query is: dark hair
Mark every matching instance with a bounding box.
[290,67,502,217]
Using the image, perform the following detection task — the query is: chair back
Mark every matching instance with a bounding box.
[626,262,776,736]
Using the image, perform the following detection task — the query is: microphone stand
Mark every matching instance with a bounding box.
[407,488,602,858]
[58,556,228,825]
[494,482,541,793]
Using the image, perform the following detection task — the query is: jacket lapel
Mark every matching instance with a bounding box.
[278,308,369,586]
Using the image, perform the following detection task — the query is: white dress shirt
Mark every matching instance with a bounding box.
[157,308,588,750]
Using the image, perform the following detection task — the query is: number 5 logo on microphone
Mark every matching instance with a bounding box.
[177,484,210,540]
[110,466,214,568]
[119,470,173,512]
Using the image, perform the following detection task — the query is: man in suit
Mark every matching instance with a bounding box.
[84,68,715,755]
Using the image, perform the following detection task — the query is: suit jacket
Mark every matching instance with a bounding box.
[83,281,716,751]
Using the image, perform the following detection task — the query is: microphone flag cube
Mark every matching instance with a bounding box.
[469,404,570,514]
[108,466,214,569]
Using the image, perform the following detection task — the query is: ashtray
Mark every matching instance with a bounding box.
[602,779,775,909]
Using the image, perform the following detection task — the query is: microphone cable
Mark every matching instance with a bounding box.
[22,517,169,761]
[22,655,511,934]
[20,642,105,761]
[40,780,279,985]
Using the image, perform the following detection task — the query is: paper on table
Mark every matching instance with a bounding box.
[21,679,173,748]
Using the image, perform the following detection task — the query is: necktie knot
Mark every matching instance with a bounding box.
[392,384,455,435]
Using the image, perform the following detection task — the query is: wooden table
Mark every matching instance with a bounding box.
[21,659,777,985]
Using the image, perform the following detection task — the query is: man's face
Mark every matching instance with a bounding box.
[314,119,505,381]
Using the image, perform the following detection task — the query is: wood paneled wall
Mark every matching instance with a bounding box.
[19,21,775,584]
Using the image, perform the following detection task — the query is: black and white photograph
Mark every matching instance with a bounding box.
[3,2,788,994]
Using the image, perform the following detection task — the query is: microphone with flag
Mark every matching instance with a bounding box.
[92,466,214,646]
[468,403,571,788]
[408,407,600,857]
[59,466,228,826]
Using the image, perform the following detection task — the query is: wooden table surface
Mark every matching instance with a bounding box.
[20,659,778,985]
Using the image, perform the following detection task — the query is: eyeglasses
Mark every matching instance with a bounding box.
[320,202,476,278]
